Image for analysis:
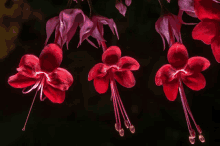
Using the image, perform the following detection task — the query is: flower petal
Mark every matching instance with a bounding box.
[88,63,107,81]
[47,67,73,91]
[211,35,220,63]
[117,56,140,71]
[8,73,37,88]
[102,46,121,65]
[43,84,65,103]
[155,64,176,86]
[39,43,63,72]
[192,20,219,45]
[167,43,189,69]
[114,70,135,88]
[93,74,109,94]
[182,73,206,91]
[163,78,179,101]
[115,2,127,17]
[17,54,40,77]
[194,0,220,21]
[178,0,196,17]
[185,56,210,74]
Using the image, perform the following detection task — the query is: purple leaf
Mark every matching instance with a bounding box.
[178,0,197,18]
[45,16,59,45]
[115,1,127,17]
[125,0,132,6]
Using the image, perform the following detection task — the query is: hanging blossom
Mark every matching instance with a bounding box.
[78,15,119,48]
[88,46,140,136]
[115,0,132,16]
[155,43,210,144]
[45,9,87,49]
[8,43,73,131]
[192,0,220,62]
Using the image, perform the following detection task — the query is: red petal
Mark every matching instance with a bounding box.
[155,64,176,86]
[185,56,210,74]
[114,70,135,88]
[17,54,40,77]
[102,46,121,65]
[8,73,37,88]
[192,20,219,45]
[211,35,220,63]
[194,0,220,21]
[117,56,140,71]
[47,67,73,91]
[93,74,109,94]
[43,84,65,103]
[167,43,188,69]
[88,63,107,81]
[39,43,63,72]
[182,73,206,91]
[115,2,127,17]
[163,79,179,101]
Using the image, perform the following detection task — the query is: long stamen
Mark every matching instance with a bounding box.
[113,80,135,133]
[179,79,205,144]
[22,78,44,131]
[182,91,205,143]
[110,79,124,136]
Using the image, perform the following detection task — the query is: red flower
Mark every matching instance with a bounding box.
[88,46,139,136]
[192,0,220,62]
[155,43,209,144]
[8,43,73,131]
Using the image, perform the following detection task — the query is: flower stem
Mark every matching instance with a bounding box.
[101,41,107,52]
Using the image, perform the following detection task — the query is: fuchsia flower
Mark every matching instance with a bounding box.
[115,0,132,17]
[45,9,86,49]
[155,43,210,144]
[88,46,139,136]
[155,12,182,50]
[78,15,119,48]
[8,43,73,131]
[192,0,220,62]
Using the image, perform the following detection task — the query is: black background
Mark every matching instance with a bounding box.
[1,0,220,146]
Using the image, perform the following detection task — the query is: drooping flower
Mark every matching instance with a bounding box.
[155,43,210,144]
[88,46,139,136]
[8,43,73,131]
[45,9,86,49]
[78,15,119,48]
[192,0,220,62]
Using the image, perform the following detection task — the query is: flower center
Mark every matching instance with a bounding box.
[35,71,51,82]
[103,65,120,73]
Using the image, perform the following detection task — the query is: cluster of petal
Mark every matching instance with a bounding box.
[155,43,210,101]
[192,0,220,62]
[155,11,182,50]
[45,9,86,49]
[178,0,197,18]
[8,43,73,103]
[78,15,119,48]
[88,46,139,93]
[115,0,132,17]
